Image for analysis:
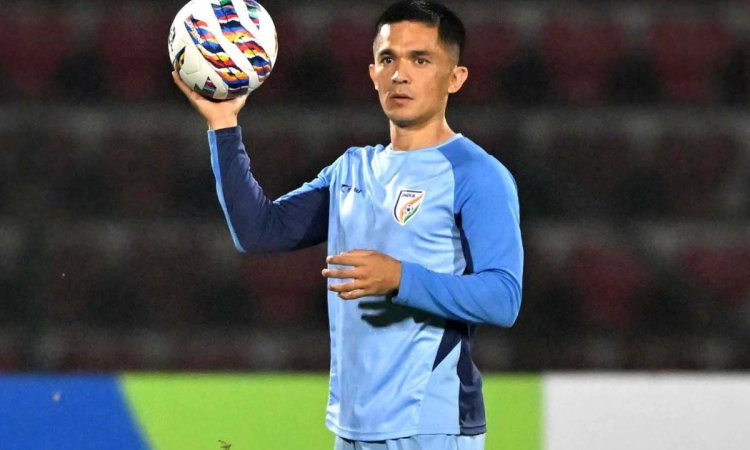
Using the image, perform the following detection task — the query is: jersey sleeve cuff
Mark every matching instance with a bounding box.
[392,260,421,307]
[207,126,242,138]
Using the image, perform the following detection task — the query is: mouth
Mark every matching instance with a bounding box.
[387,93,413,105]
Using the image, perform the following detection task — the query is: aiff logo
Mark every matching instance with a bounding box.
[393,189,426,225]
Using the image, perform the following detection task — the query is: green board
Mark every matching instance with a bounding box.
[484,374,543,450]
[122,373,541,450]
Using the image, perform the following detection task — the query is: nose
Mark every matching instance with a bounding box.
[391,63,409,84]
[392,71,407,83]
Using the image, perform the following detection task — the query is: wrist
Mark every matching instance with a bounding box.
[392,260,402,292]
[207,117,238,130]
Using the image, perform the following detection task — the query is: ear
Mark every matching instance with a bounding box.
[447,65,468,94]
[369,64,378,91]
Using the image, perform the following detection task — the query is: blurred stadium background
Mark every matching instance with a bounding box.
[2,0,750,377]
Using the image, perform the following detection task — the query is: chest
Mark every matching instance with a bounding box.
[329,151,459,258]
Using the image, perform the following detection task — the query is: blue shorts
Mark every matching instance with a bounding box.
[334,434,486,450]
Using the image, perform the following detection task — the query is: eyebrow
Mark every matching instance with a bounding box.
[377,48,436,58]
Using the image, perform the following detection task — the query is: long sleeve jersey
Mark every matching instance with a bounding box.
[208,127,523,440]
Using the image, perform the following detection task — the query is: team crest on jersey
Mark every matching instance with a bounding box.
[393,189,426,225]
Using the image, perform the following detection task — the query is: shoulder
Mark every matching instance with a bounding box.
[331,144,384,170]
[438,136,517,193]
[342,144,383,159]
[320,144,383,176]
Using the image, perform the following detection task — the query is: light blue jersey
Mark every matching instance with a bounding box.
[208,128,523,441]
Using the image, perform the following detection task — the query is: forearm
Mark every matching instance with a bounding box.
[209,127,328,252]
[393,262,522,327]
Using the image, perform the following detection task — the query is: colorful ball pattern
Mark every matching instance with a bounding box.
[168,0,277,100]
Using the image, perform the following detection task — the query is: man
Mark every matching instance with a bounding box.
[173,1,523,449]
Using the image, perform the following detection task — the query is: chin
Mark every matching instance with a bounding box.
[391,119,418,128]
[385,112,419,128]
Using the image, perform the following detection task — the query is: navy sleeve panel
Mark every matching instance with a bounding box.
[393,144,524,328]
[208,127,330,253]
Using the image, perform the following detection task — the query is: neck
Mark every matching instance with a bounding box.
[389,116,455,151]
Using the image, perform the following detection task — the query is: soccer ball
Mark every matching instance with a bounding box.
[168,0,278,100]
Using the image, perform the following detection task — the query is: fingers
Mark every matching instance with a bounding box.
[327,280,363,293]
[323,265,368,300]
[328,280,370,300]
[326,250,372,266]
[327,276,370,300]
[231,91,250,107]
[337,289,367,300]
[321,268,357,279]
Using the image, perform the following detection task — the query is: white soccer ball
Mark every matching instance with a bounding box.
[168,0,278,100]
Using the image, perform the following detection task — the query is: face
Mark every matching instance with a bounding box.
[369,21,468,129]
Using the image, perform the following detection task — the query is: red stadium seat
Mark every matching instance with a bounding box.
[95,9,170,100]
[0,9,75,97]
[679,245,750,307]
[538,16,625,104]
[567,241,650,329]
[647,19,734,103]
[460,21,519,101]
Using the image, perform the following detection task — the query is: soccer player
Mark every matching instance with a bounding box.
[173,1,523,449]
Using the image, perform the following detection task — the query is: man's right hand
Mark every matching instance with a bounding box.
[172,70,249,130]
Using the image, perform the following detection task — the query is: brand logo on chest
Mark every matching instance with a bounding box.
[341,184,363,194]
[393,189,426,225]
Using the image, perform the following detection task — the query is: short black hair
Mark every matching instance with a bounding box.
[375,1,466,63]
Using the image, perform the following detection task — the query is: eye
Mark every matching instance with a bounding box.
[415,57,429,65]
[380,56,394,64]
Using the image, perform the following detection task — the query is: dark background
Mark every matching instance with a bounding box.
[1,0,749,372]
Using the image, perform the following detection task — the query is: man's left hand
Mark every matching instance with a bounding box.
[322,250,402,300]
